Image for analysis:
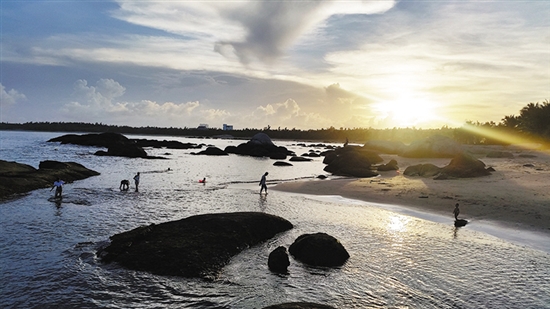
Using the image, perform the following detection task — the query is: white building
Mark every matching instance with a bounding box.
[223,124,233,131]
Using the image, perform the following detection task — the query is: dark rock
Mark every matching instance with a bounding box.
[273,161,293,166]
[95,142,148,158]
[486,151,514,158]
[98,212,293,278]
[289,232,349,267]
[263,303,336,309]
[403,164,441,177]
[441,152,491,178]
[401,135,463,158]
[377,159,399,171]
[323,147,379,178]
[523,163,535,168]
[48,132,128,148]
[193,146,228,156]
[0,160,99,199]
[224,133,293,159]
[268,246,290,273]
[133,139,201,149]
[317,175,328,179]
[289,156,313,162]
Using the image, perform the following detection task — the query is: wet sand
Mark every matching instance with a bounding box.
[273,145,550,235]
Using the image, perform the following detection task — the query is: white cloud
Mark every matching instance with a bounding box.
[0,83,26,107]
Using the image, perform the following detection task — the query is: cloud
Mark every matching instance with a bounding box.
[0,83,26,107]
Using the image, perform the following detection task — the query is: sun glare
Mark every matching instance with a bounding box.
[373,96,438,128]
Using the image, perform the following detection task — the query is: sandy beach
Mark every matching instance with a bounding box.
[274,145,550,235]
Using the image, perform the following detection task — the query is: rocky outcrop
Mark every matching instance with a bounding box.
[401,135,463,158]
[192,147,228,156]
[273,161,293,166]
[0,160,100,199]
[263,303,336,309]
[403,163,442,177]
[289,233,349,267]
[289,156,312,162]
[49,132,168,159]
[268,246,290,273]
[440,152,492,178]
[224,133,293,159]
[98,212,293,278]
[323,146,379,178]
[133,139,202,149]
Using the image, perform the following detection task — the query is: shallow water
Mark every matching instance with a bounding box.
[1,131,549,308]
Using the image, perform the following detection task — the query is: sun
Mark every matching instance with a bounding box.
[373,96,439,128]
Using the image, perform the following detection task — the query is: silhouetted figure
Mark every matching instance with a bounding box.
[453,203,460,220]
[199,177,206,184]
[120,179,130,191]
[259,172,269,194]
[51,178,65,198]
[133,172,140,192]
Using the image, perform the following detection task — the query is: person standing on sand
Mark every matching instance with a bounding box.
[133,172,140,192]
[453,203,460,220]
[51,178,65,198]
[259,172,269,194]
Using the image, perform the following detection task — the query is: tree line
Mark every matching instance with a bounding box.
[1,100,548,146]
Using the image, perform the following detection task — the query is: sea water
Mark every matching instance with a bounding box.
[1,130,549,309]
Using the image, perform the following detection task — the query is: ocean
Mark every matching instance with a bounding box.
[1,130,549,308]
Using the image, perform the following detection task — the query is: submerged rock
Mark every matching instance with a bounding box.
[289,232,349,267]
[98,212,293,278]
[0,160,100,199]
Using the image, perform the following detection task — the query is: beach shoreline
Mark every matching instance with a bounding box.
[273,147,550,239]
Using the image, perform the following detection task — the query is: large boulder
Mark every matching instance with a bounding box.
[440,152,492,178]
[289,233,349,267]
[0,160,99,198]
[48,132,128,148]
[224,133,293,159]
[401,135,463,158]
[323,147,379,178]
[363,140,406,154]
[95,142,148,158]
[98,212,293,278]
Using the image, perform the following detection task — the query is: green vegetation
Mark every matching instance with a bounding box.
[1,100,548,146]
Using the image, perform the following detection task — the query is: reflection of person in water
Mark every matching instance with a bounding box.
[453,203,460,220]
[51,178,65,198]
[259,172,268,194]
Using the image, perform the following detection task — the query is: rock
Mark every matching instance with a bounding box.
[48,132,129,148]
[289,156,313,162]
[95,142,148,158]
[362,140,406,154]
[486,151,514,158]
[317,175,328,179]
[133,139,202,149]
[377,159,399,171]
[454,219,468,227]
[440,152,491,178]
[224,133,293,159]
[273,161,293,166]
[268,246,290,273]
[0,160,99,199]
[401,135,463,158]
[98,212,293,278]
[193,146,228,156]
[289,232,349,267]
[403,164,441,177]
[262,303,336,309]
[323,148,379,178]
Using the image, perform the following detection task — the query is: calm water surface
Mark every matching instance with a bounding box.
[1,131,549,308]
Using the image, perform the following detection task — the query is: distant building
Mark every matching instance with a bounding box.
[197,124,209,130]
[223,124,233,131]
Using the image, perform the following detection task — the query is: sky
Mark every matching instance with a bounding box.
[1,0,549,130]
